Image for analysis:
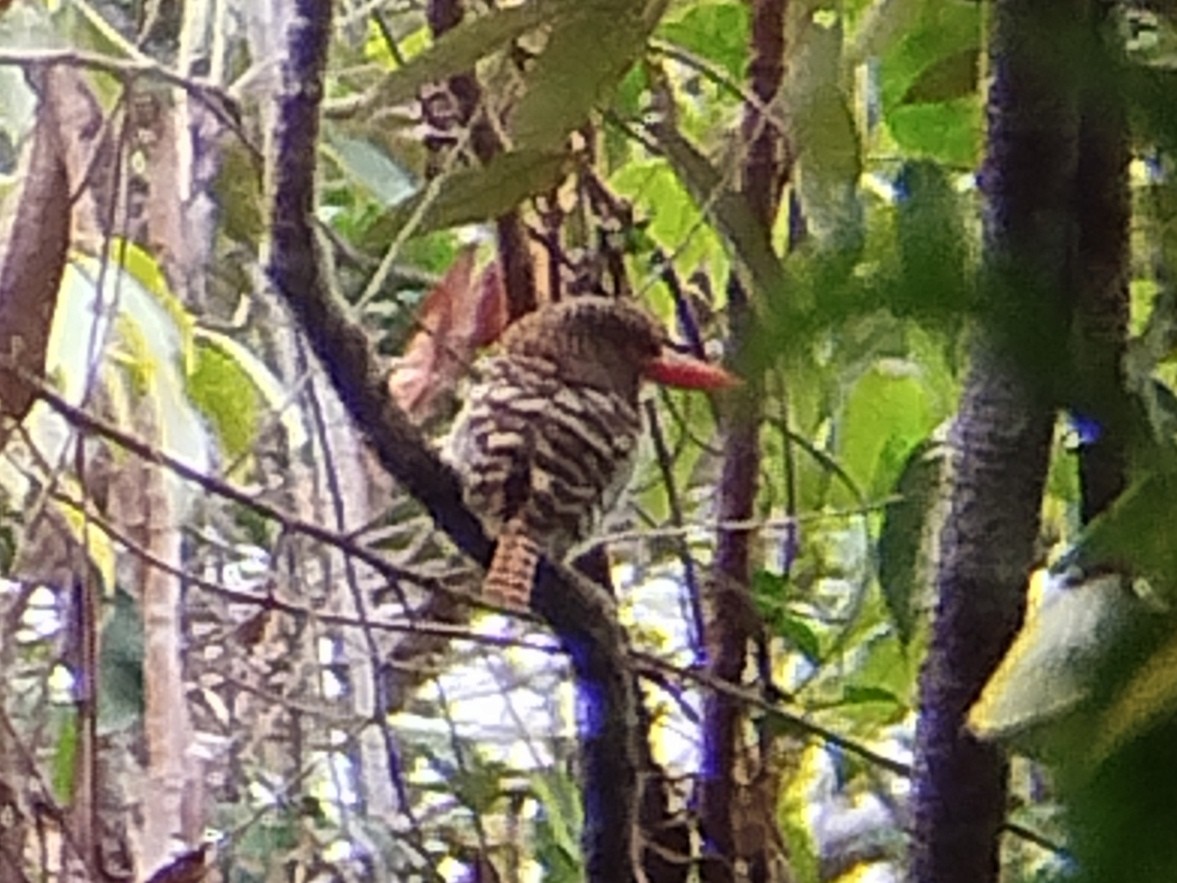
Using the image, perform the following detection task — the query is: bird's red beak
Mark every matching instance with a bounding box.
[644,350,740,390]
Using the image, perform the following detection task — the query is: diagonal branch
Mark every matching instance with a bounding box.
[265,4,638,880]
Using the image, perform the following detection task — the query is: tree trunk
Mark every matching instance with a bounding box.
[908,1,1084,880]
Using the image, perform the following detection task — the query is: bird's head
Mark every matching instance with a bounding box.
[499,296,738,400]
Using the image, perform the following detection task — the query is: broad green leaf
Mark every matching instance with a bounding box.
[1092,622,1177,766]
[841,626,918,718]
[878,0,981,109]
[792,83,863,242]
[657,0,749,77]
[510,2,650,151]
[192,328,307,457]
[786,12,863,246]
[798,90,860,188]
[838,360,938,502]
[363,149,570,247]
[752,568,789,603]
[878,0,983,165]
[1061,462,1177,603]
[886,100,982,168]
[900,47,979,105]
[842,684,903,706]
[367,1,563,108]
[846,0,928,66]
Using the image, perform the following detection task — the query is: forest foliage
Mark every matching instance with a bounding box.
[0,0,1176,881]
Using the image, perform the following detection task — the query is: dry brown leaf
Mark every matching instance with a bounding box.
[388,247,507,425]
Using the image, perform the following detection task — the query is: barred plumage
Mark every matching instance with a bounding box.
[445,353,642,553]
[442,296,736,607]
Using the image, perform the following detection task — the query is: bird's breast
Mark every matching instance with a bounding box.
[441,355,643,553]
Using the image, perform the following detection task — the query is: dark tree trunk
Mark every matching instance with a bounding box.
[908,1,1086,880]
[699,0,788,880]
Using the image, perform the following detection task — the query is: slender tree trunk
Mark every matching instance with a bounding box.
[908,1,1084,880]
[700,0,788,880]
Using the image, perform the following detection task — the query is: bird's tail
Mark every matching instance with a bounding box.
[483,517,540,608]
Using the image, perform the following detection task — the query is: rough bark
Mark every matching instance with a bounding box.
[908,1,1084,881]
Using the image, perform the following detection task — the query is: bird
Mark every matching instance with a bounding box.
[441,295,737,608]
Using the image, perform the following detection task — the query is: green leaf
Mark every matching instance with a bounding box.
[969,572,1152,758]
[610,159,727,273]
[877,437,945,644]
[1124,63,1177,158]
[899,47,979,105]
[798,86,862,190]
[363,149,570,246]
[846,0,928,66]
[1093,622,1177,766]
[510,2,650,151]
[878,0,983,165]
[531,770,583,879]
[891,159,972,323]
[450,754,510,814]
[778,747,824,883]
[109,240,195,361]
[1062,462,1177,602]
[657,1,749,77]
[188,337,264,463]
[368,1,563,109]
[655,126,801,313]
[215,141,265,243]
[839,360,939,501]
[778,615,821,663]
[791,82,863,243]
[878,0,981,109]
[326,135,416,208]
[785,12,862,247]
[886,100,982,168]
[842,684,902,706]
[840,627,920,720]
